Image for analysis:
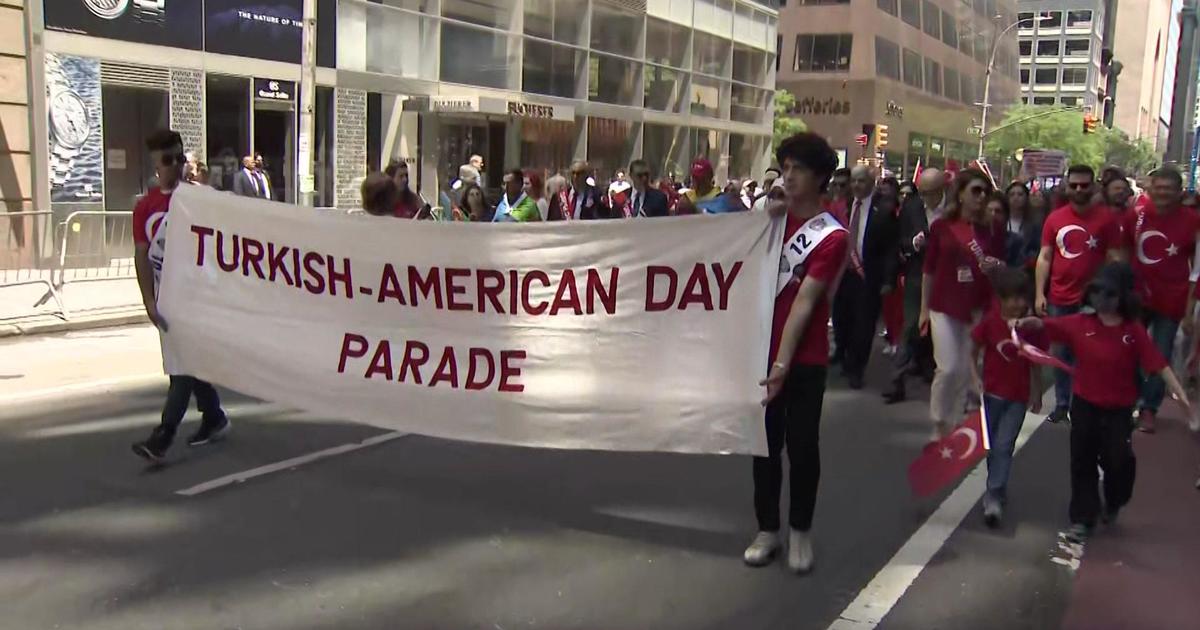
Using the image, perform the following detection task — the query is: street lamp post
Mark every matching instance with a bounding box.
[977,15,1046,162]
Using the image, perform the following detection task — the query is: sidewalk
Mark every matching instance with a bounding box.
[1061,401,1200,630]
[0,277,145,337]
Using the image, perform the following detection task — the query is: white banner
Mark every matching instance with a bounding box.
[158,186,783,455]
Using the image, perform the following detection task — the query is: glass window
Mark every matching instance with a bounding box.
[875,36,901,80]
[520,119,576,180]
[1020,68,1029,84]
[643,123,688,180]
[440,23,515,89]
[524,0,587,45]
[644,65,687,112]
[1066,10,1092,28]
[587,117,636,184]
[922,1,940,38]
[878,0,898,16]
[1019,40,1031,56]
[733,45,768,84]
[944,66,960,101]
[960,75,975,105]
[1065,39,1090,56]
[794,34,852,72]
[901,0,921,29]
[941,12,958,48]
[646,18,690,68]
[1039,11,1062,28]
[924,58,942,95]
[902,48,923,89]
[731,84,769,124]
[362,3,438,80]
[1018,11,1034,26]
[1032,96,1055,105]
[588,52,642,106]
[523,40,581,99]
[441,0,514,30]
[1037,39,1060,57]
[690,128,725,168]
[1034,68,1057,84]
[1062,67,1087,84]
[206,75,249,194]
[690,75,724,117]
[729,134,766,181]
[797,0,849,3]
[973,36,987,64]
[1060,96,1080,106]
[695,32,732,77]
[591,1,642,58]
[958,21,973,56]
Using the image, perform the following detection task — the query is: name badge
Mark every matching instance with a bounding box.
[957,266,974,283]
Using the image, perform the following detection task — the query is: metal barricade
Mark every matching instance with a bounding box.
[55,210,138,318]
[0,211,64,320]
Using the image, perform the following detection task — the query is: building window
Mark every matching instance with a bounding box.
[1062,67,1088,84]
[941,12,958,48]
[591,1,642,58]
[944,66,960,101]
[733,45,769,85]
[1065,39,1090,57]
[1020,68,1030,84]
[875,36,901,80]
[440,23,515,90]
[695,32,732,77]
[924,58,942,95]
[1034,68,1057,85]
[901,0,921,29]
[523,40,581,98]
[644,65,686,112]
[1032,96,1055,105]
[960,75,975,105]
[922,1,941,38]
[1066,10,1092,29]
[794,34,853,72]
[1060,96,1081,106]
[1019,40,1032,56]
[973,37,987,65]
[902,48,923,89]
[958,21,973,57]
[442,0,515,30]
[588,53,642,106]
[1018,11,1034,27]
[878,0,898,16]
[797,0,849,4]
[647,18,690,69]
[1039,11,1062,29]
[1037,40,1060,57]
[1022,96,1029,104]
[524,0,587,45]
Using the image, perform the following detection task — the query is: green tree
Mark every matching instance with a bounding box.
[985,104,1163,175]
[1101,130,1160,176]
[773,90,807,151]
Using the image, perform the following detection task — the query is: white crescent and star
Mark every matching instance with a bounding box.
[949,426,979,461]
[995,339,1019,362]
[1056,225,1088,259]
[1122,334,1135,345]
[1136,230,1170,265]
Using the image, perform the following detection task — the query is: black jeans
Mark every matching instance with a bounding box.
[891,271,934,385]
[161,375,224,436]
[832,272,881,380]
[1068,396,1136,527]
[753,364,826,532]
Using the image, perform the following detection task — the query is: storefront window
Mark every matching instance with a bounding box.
[690,75,724,118]
[643,123,688,180]
[524,40,581,99]
[647,18,690,69]
[927,137,945,169]
[694,32,732,77]
[587,117,637,183]
[524,0,587,45]
[645,65,687,113]
[102,86,168,211]
[205,75,250,193]
[588,53,642,106]
[314,86,335,208]
[440,23,516,90]
[689,128,725,171]
[591,1,643,58]
[520,118,576,180]
[730,84,768,124]
[728,134,766,180]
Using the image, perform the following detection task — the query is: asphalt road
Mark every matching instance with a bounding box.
[0,326,1138,630]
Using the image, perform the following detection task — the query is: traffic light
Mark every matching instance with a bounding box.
[876,124,890,150]
[1082,113,1098,134]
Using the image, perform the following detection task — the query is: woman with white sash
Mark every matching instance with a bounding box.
[744,133,848,574]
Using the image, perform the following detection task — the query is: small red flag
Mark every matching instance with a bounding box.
[908,411,987,498]
[1011,328,1073,373]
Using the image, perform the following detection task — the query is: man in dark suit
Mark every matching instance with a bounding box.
[883,168,945,403]
[548,160,612,221]
[832,165,899,389]
[625,159,670,217]
[232,155,260,197]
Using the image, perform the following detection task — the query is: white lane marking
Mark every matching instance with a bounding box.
[0,374,165,406]
[176,431,407,497]
[827,390,1052,630]
[21,402,286,439]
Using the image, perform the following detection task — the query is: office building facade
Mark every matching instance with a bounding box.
[1016,0,1105,109]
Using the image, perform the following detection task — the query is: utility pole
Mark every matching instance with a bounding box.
[297,0,317,207]
[978,16,1045,162]
[1167,0,1199,165]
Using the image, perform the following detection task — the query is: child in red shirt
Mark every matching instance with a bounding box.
[1016,263,1190,542]
[970,268,1044,528]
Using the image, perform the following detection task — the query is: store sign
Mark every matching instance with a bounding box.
[409,97,574,122]
[254,78,295,102]
[46,53,104,203]
[789,97,851,117]
[507,102,554,119]
[885,100,905,119]
[430,96,480,113]
[44,0,203,49]
[204,0,336,67]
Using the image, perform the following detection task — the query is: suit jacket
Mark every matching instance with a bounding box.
[1005,216,1043,268]
[847,193,900,291]
[232,169,259,197]
[547,185,612,221]
[630,187,670,217]
[898,195,936,280]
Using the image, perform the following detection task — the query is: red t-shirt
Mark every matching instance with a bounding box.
[1122,204,1200,321]
[1042,313,1167,408]
[771,213,849,367]
[922,217,1006,322]
[972,310,1043,404]
[1040,204,1121,306]
[132,187,174,287]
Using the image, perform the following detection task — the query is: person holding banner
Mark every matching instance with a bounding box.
[744,132,847,574]
[625,160,670,218]
[1015,262,1190,542]
[919,169,1006,442]
[131,129,230,463]
[360,172,399,217]
[969,268,1044,527]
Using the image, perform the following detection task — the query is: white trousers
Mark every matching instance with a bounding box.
[929,311,975,429]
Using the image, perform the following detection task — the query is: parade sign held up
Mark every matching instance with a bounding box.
[158,186,782,455]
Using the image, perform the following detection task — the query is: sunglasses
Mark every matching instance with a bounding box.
[1067,182,1091,190]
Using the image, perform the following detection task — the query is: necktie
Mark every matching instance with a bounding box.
[849,199,864,276]
[634,192,642,217]
[249,170,260,196]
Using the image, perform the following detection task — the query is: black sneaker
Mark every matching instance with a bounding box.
[132,427,173,463]
[1046,409,1070,424]
[187,415,231,447]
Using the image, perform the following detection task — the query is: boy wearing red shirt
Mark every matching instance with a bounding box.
[744,133,847,574]
[131,130,230,463]
[1034,165,1124,424]
[1122,166,1200,432]
[970,269,1044,527]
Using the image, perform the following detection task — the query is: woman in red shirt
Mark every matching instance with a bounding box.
[1016,263,1190,542]
[919,169,1006,441]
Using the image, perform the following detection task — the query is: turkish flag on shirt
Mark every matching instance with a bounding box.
[908,411,987,498]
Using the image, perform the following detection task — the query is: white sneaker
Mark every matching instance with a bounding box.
[787,528,814,574]
[743,531,781,567]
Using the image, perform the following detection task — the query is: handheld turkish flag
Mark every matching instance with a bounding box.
[908,411,987,498]
[1011,328,1074,373]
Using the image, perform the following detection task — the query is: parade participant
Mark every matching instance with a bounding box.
[1015,262,1189,542]
[131,129,230,462]
[360,172,398,217]
[877,176,905,356]
[1121,166,1200,433]
[1035,165,1124,424]
[919,169,1005,440]
[1101,167,1133,213]
[607,169,632,210]
[970,268,1043,527]
[752,167,782,211]
[626,159,670,217]
[454,183,493,222]
[548,161,609,220]
[1005,182,1041,268]
[494,169,540,222]
[385,159,426,219]
[676,158,723,214]
[523,171,549,221]
[468,154,486,187]
[744,132,847,574]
